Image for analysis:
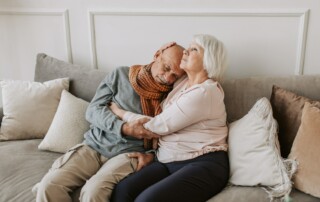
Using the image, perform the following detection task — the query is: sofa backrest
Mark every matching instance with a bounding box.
[34,53,107,102]
[34,53,320,122]
[221,75,320,122]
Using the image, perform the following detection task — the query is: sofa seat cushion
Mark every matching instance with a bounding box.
[207,186,320,202]
[0,139,60,202]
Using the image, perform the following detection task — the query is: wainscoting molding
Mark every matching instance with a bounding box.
[88,9,309,75]
[0,9,73,63]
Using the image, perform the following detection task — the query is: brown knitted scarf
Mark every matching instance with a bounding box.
[129,63,172,149]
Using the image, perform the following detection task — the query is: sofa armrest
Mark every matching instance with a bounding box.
[0,107,3,127]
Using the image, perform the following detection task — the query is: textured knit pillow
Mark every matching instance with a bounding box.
[0,78,69,140]
[270,85,320,158]
[288,102,320,198]
[38,90,89,153]
[228,97,297,200]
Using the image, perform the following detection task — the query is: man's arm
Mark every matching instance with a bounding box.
[121,118,159,139]
[109,102,159,139]
[86,75,125,140]
[86,72,159,140]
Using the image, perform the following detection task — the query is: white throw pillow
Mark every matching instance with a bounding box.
[38,90,89,153]
[228,97,297,200]
[0,78,69,140]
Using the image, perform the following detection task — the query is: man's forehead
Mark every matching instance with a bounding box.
[162,52,180,67]
[162,47,183,63]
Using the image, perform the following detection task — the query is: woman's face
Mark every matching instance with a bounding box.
[180,42,204,73]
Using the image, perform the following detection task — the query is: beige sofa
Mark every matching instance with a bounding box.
[0,53,320,202]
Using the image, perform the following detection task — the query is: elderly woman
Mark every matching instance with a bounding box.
[110,34,229,202]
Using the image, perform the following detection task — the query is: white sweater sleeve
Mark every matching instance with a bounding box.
[144,86,213,136]
[123,112,151,122]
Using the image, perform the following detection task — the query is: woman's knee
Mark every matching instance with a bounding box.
[135,190,160,202]
[111,179,136,202]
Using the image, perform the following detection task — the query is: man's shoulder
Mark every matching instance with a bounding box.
[104,66,130,80]
[113,66,130,74]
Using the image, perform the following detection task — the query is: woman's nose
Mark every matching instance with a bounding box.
[183,50,189,55]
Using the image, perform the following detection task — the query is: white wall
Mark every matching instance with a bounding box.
[1,0,320,107]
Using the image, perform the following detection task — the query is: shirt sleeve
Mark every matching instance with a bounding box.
[85,72,124,140]
[123,112,151,122]
[144,86,211,136]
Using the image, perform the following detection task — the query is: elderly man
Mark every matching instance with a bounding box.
[34,42,185,202]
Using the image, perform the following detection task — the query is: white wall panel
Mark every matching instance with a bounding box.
[0,0,320,107]
[0,9,72,80]
[89,9,308,78]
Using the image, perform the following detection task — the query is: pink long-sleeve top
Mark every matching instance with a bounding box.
[123,76,228,163]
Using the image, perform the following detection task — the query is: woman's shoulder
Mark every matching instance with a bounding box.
[202,79,224,95]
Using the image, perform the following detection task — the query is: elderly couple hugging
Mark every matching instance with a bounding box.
[33,34,229,202]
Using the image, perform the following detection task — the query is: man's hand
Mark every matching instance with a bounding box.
[152,138,159,149]
[128,152,154,171]
[122,118,160,139]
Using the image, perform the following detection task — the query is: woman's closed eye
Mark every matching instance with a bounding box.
[190,47,198,52]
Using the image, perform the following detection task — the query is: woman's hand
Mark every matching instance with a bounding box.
[109,102,126,119]
[128,152,155,171]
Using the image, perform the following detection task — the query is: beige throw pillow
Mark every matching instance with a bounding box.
[0,78,69,140]
[38,90,89,153]
[288,102,320,198]
[270,85,320,158]
[228,97,297,200]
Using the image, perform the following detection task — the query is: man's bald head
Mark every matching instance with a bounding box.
[151,43,185,85]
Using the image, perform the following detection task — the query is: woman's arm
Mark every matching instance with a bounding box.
[144,85,219,136]
[109,102,152,122]
[111,83,221,136]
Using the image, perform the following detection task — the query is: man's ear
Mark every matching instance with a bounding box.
[153,49,162,61]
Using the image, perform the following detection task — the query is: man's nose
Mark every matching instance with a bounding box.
[164,73,175,85]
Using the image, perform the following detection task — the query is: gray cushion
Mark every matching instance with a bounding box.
[208,186,320,202]
[34,53,108,102]
[221,75,320,122]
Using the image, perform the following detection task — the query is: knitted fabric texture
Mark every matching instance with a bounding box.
[129,64,172,149]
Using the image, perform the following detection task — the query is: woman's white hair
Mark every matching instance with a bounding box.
[193,34,227,81]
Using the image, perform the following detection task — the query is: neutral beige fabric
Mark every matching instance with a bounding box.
[0,78,69,140]
[270,85,320,158]
[0,139,61,202]
[228,98,296,199]
[207,186,319,202]
[38,90,89,153]
[221,75,320,123]
[34,144,137,202]
[2,53,320,202]
[289,102,320,198]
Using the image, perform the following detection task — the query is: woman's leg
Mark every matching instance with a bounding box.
[135,151,229,202]
[111,161,169,202]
